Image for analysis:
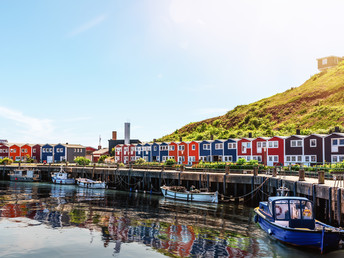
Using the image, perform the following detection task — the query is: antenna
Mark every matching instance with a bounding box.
[98,135,102,150]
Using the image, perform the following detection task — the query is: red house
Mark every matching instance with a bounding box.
[188,141,199,165]
[237,138,253,161]
[20,144,32,161]
[168,142,178,162]
[115,144,123,163]
[9,144,21,161]
[177,142,188,165]
[267,136,286,166]
[0,143,9,159]
[251,137,268,163]
[31,144,41,162]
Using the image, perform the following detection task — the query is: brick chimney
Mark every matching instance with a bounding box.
[112,131,117,140]
[248,132,252,138]
[335,126,340,133]
[296,129,301,135]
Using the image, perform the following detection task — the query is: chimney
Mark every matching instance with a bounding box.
[296,129,301,135]
[112,131,117,140]
[124,123,130,144]
[335,126,340,133]
[153,139,156,143]
[179,137,182,142]
[248,132,252,138]
[210,134,214,140]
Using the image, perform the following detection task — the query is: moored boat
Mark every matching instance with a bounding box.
[51,167,75,185]
[76,178,106,189]
[254,196,344,253]
[8,169,40,182]
[160,185,218,203]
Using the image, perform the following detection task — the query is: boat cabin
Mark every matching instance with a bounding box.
[259,196,315,229]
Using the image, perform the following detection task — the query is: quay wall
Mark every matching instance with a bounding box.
[1,165,344,226]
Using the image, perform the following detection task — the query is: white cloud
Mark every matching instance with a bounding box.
[68,14,107,37]
[0,106,54,141]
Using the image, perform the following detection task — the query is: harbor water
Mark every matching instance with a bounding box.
[0,181,343,257]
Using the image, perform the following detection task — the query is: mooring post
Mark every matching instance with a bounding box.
[223,174,226,196]
[199,173,202,189]
[312,184,316,218]
[251,176,255,201]
[293,181,297,196]
[329,187,332,224]
[207,174,210,189]
[337,188,342,226]
[225,165,229,175]
[159,170,162,187]
[298,169,305,181]
[254,167,258,176]
[178,172,181,186]
[318,170,325,184]
[234,183,239,203]
[272,167,277,177]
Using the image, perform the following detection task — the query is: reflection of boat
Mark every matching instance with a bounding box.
[8,169,40,182]
[51,167,75,185]
[254,196,344,253]
[76,178,106,189]
[160,186,218,203]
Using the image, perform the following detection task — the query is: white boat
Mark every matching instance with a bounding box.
[51,167,75,185]
[76,178,106,189]
[8,169,40,182]
[160,185,218,203]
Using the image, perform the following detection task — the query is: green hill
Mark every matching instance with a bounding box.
[158,61,344,142]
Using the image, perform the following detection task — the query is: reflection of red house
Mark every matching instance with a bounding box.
[108,215,130,241]
[188,141,199,165]
[177,142,188,165]
[0,143,9,159]
[168,142,178,161]
[160,224,195,257]
[1,204,28,218]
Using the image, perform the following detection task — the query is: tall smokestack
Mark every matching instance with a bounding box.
[124,123,130,144]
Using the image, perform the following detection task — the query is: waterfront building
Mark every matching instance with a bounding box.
[177,141,188,165]
[267,136,286,166]
[41,144,54,163]
[151,142,160,162]
[199,140,213,162]
[304,134,326,166]
[237,138,253,161]
[9,144,21,162]
[20,144,32,161]
[142,143,152,162]
[135,143,143,160]
[159,142,169,162]
[324,133,344,163]
[53,144,67,162]
[223,139,238,162]
[251,137,268,163]
[65,144,86,162]
[0,142,9,159]
[188,141,199,165]
[114,144,122,163]
[92,148,109,163]
[284,135,307,165]
[210,139,225,162]
[31,144,41,162]
[168,142,178,162]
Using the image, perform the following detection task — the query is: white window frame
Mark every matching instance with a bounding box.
[310,139,317,147]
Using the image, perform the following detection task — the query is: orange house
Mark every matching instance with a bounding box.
[168,142,178,162]
[188,141,199,165]
[20,144,32,161]
[177,142,188,165]
[9,144,21,161]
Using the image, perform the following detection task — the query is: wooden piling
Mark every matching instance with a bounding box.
[299,169,305,181]
[318,170,325,184]
[272,167,277,177]
[337,188,341,226]
[329,187,332,224]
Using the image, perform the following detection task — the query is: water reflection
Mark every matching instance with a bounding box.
[0,181,342,257]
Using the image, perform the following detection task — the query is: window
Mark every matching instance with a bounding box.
[333,139,338,146]
[305,156,310,162]
[340,139,344,145]
[203,144,210,150]
[310,139,317,147]
[215,143,223,149]
[169,145,175,151]
[290,200,301,220]
[275,200,289,220]
[297,156,302,162]
[286,156,291,162]
[228,143,236,149]
[178,145,185,151]
[291,156,296,162]
[301,201,313,220]
[192,145,195,150]
[311,156,316,162]
[322,58,327,65]
[154,146,157,151]
[291,140,303,147]
[56,148,60,153]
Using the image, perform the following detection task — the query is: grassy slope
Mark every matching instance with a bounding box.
[158,61,344,142]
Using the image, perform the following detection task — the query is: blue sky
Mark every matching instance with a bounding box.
[1,0,344,147]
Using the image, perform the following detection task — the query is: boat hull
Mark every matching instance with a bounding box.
[52,178,75,185]
[9,175,38,182]
[160,186,218,203]
[76,179,106,189]
[255,208,341,251]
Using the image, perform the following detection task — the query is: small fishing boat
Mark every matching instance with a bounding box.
[254,196,344,253]
[160,185,218,203]
[8,169,40,182]
[51,167,75,185]
[76,178,106,189]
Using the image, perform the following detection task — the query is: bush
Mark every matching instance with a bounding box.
[98,155,108,163]
[74,157,91,166]
[134,158,146,165]
[1,158,13,165]
[236,158,247,165]
[165,158,176,166]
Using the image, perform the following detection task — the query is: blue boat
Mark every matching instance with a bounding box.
[254,196,344,253]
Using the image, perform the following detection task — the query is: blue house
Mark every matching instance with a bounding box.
[41,144,54,163]
[211,140,225,162]
[151,142,160,162]
[223,139,238,162]
[54,144,66,162]
[142,143,152,162]
[199,140,213,162]
[135,143,143,159]
[159,142,169,162]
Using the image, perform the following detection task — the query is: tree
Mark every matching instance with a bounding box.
[134,158,146,165]
[98,155,108,163]
[1,158,13,165]
[74,157,91,166]
[165,158,176,166]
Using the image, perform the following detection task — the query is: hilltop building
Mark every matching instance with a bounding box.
[317,56,344,71]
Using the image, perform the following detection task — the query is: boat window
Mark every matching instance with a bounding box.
[289,200,301,219]
[268,201,272,214]
[301,201,313,220]
[274,200,289,220]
